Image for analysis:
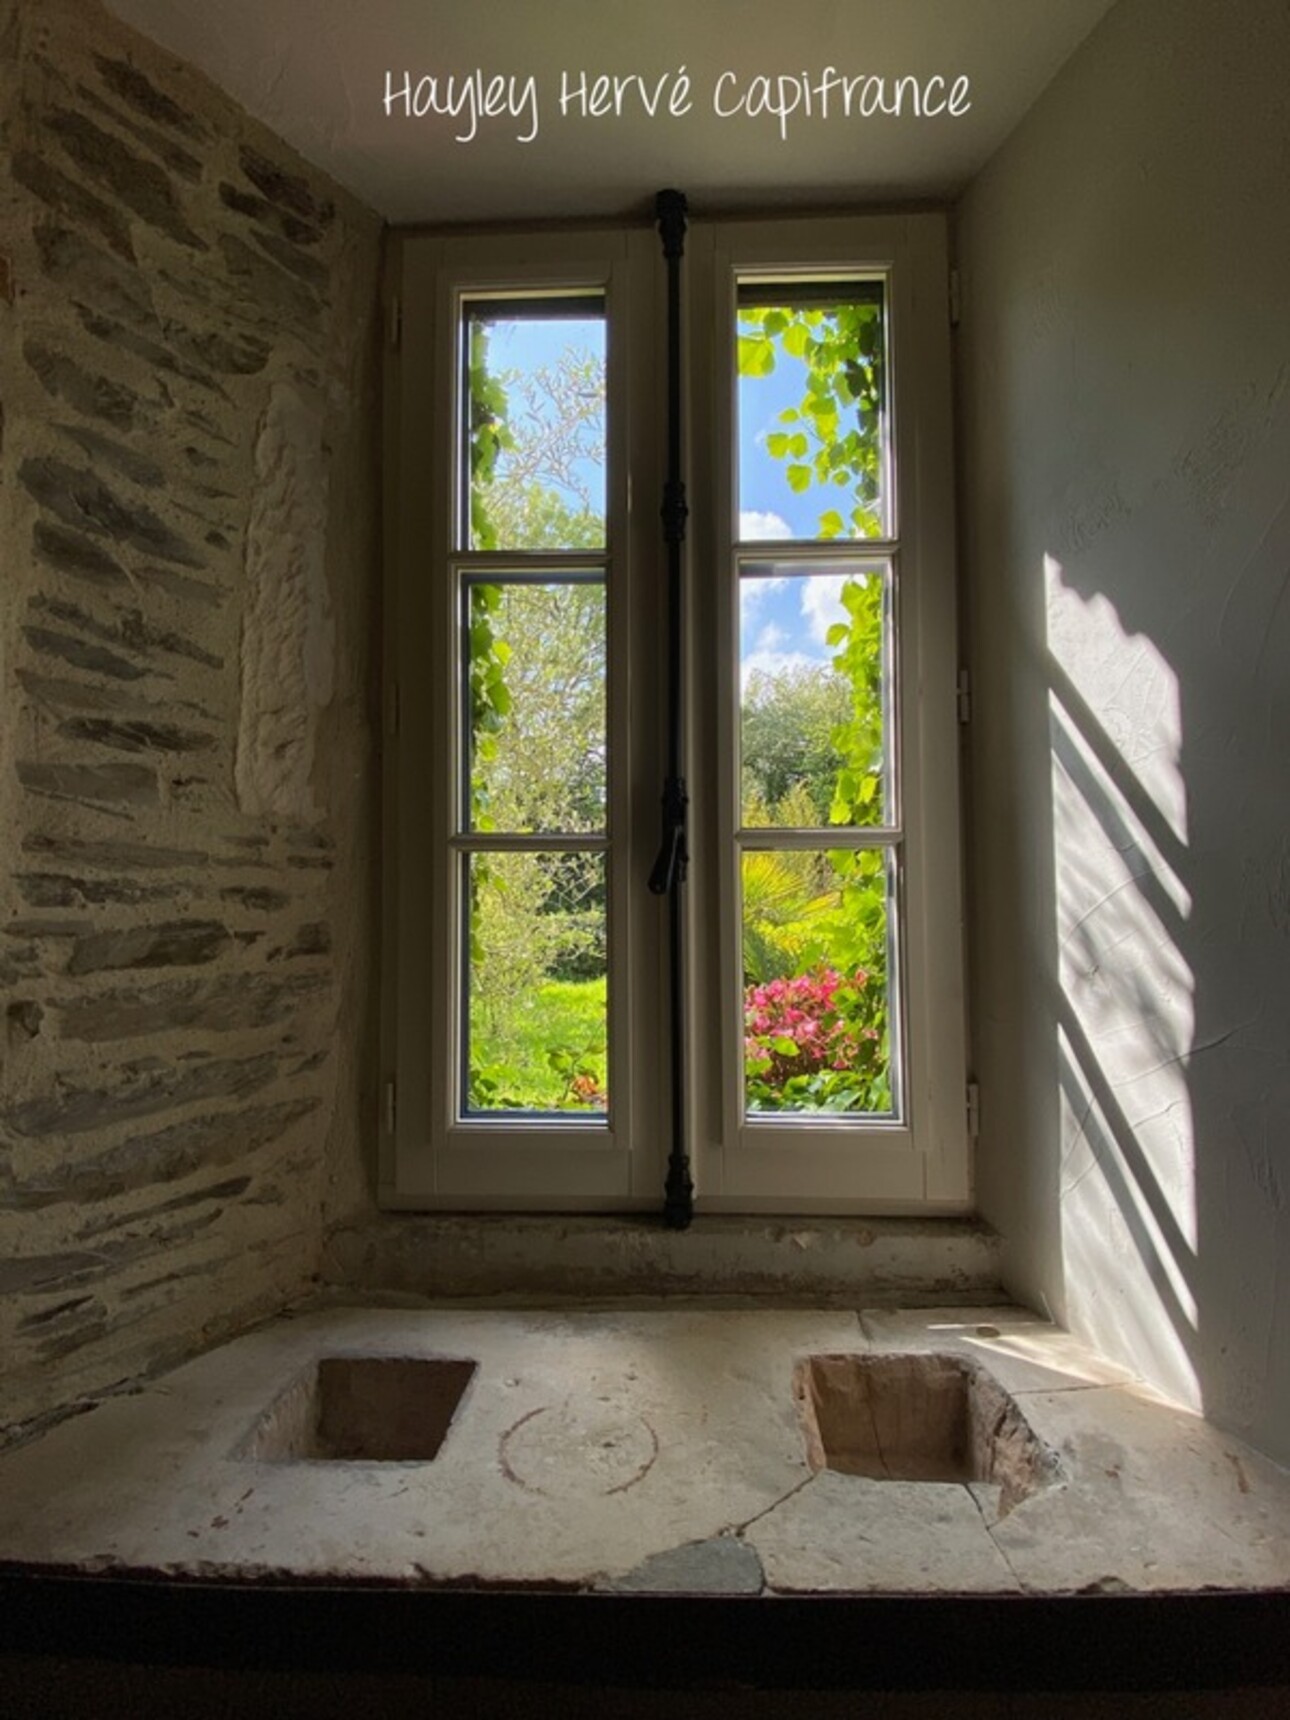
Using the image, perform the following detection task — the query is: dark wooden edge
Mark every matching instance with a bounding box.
[3,1575,1289,1692]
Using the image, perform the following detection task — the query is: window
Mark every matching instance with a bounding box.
[382,214,968,1212]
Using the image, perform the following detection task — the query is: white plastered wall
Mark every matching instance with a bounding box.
[957,0,1290,1463]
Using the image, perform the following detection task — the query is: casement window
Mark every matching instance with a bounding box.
[381,213,968,1213]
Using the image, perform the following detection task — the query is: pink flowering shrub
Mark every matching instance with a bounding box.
[744,965,889,1113]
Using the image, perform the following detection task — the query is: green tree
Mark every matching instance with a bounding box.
[481,344,606,548]
[742,663,851,823]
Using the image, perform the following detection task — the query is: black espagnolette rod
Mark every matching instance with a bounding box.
[650,188,694,1230]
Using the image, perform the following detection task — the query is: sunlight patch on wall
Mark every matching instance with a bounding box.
[1046,554,1200,1410]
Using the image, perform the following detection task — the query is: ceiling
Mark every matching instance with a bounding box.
[103,0,1119,225]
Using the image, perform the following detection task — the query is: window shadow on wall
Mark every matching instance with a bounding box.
[1040,539,1289,1455]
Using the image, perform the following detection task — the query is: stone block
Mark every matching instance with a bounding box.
[57,716,217,755]
[16,873,181,908]
[217,182,322,246]
[0,1252,108,1295]
[5,1051,281,1138]
[162,319,270,377]
[73,306,214,392]
[13,152,135,259]
[77,83,203,183]
[92,54,208,141]
[24,343,141,430]
[66,919,231,974]
[217,234,320,329]
[20,456,203,567]
[238,144,333,228]
[22,624,147,680]
[18,759,157,806]
[28,594,222,671]
[32,520,130,588]
[220,886,289,912]
[57,972,325,1039]
[4,1097,318,1205]
[32,222,156,328]
[21,834,211,871]
[44,107,207,251]
[57,424,164,488]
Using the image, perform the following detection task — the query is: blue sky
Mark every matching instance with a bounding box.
[482,311,854,690]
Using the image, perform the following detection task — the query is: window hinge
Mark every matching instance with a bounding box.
[387,680,400,738]
[384,1078,397,1136]
[387,296,402,350]
[966,1081,980,1139]
[956,667,972,725]
[948,267,962,329]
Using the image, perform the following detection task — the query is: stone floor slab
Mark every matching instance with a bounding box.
[859,1307,1139,1397]
[0,1302,1286,1596]
[597,1534,765,1594]
[745,1469,1021,1593]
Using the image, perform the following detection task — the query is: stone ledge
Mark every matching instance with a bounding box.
[320,1214,1004,1303]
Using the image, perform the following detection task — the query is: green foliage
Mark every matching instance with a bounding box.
[470,581,606,836]
[740,843,837,984]
[742,668,851,824]
[825,575,885,828]
[737,293,886,537]
[467,581,508,835]
[468,848,606,1097]
[486,484,603,551]
[468,978,607,1112]
[479,341,606,549]
[467,321,514,552]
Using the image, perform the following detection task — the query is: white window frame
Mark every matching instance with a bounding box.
[380,212,969,1214]
[380,227,667,1209]
[685,214,970,1211]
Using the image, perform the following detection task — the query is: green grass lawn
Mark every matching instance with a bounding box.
[470,976,607,1111]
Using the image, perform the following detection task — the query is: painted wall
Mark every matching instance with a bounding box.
[957,0,1290,1461]
[0,0,382,1439]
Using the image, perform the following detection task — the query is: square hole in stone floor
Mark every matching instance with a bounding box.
[795,1353,1056,1510]
[243,1356,477,1462]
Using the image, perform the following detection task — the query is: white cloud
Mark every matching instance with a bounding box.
[800,573,849,647]
[739,575,788,627]
[740,648,820,696]
[739,510,792,541]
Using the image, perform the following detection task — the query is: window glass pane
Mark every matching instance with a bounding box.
[736,281,888,542]
[464,850,608,1117]
[741,847,896,1117]
[740,563,890,829]
[463,296,606,551]
[465,578,606,836]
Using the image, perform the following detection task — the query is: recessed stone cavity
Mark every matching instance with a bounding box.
[244,1355,476,1463]
[794,1352,1057,1514]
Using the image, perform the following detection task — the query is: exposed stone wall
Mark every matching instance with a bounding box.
[0,0,382,1438]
